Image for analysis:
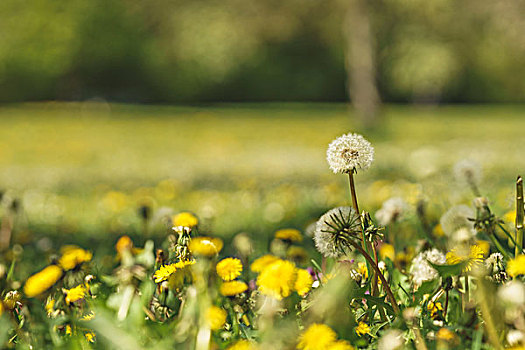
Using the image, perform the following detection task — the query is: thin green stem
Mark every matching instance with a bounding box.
[348,240,400,314]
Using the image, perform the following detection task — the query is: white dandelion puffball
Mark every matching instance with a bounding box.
[453,159,482,185]
[439,205,475,238]
[378,329,404,350]
[375,197,409,226]
[326,133,374,173]
[314,206,361,258]
[498,281,525,305]
[409,248,446,288]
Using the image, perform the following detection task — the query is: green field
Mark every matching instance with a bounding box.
[1,103,524,242]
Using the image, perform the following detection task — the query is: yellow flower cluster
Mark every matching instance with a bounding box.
[274,228,303,242]
[427,301,443,319]
[297,323,354,350]
[24,265,63,298]
[216,258,243,281]
[206,305,227,330]
[172,212,199,228]
[255,258,313,300]
[355,322,370,337]
[58,246,93,271]
[189,237,224,256]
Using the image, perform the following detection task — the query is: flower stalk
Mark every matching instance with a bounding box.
[515,176,523,258]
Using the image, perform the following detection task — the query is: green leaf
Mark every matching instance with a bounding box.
[414,279,440,300]
[428,261,465,278]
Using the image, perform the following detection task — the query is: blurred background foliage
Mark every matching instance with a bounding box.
[2,0,525,103]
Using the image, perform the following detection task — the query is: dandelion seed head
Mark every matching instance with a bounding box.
[498,281,525,305]
[314,206,361,258]
[453,159,482,185]
[409,248,446,288]
[326,133,374,174]
[375,197,409,226]
[378,329,404,350]
[439,205,475,238]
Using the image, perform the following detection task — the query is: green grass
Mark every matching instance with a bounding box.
[1,102,524,241]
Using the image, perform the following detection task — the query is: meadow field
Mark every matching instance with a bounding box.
[2,103,525,349]
[1,102,524,243]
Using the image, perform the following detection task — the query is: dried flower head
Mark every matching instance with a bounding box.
[326,133,374,174]
[375,197,409,226]
[314,207,361,258]
[409,248,446,288]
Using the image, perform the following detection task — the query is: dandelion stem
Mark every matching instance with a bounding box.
[444,290,449,321]
[515,176,524,258]
[348,171,361,217]
[348,240,400,314]
[464,275,469,304]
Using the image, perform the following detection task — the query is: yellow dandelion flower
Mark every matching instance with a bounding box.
[328,341,354,350]
[153,264,178,283]
[436,328,456,342]
[504,210,517,224]
[58,247,92,271]
[507,255,525,277]
[250,255,280,273]
[172,212,198,228]
[427,301,443,319]
[257,259,296,300]
[294,268,313,297]
[64,284,87,305]
[81,311,95,321]
[357,262,368,280]
[65,324,72,336]
[85,331,96,343]
[216,258,243,281]
[227,340,258,350]
[167,260,196,290]
[379,243,395,261]
[115,235,133,254]
[206,305,227,331]
[355,322,370,337]
[476,240,490,257]
[220,281,248,296]
[297,323,337,350]
[446,244,484,272]
[189,237,224,256]
[24,265,63,298]
[275,228,303,242]
[287,246,309,263]
[45,298,55,316]
[433,224,445,237]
